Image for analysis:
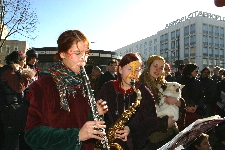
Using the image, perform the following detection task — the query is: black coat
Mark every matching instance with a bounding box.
[98,71,117,90]
[176,76,206,116]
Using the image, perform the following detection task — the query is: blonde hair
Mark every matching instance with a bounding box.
[140,55,166,105]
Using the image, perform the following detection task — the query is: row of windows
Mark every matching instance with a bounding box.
[203,24,224,37]
[0,46,19,53]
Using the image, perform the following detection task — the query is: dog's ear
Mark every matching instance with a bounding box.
[180,84,185,89]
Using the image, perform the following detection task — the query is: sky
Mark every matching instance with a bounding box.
[8,0,225,51]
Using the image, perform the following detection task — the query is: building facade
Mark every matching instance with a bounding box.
[115,11,225,72]
[0,40,30,65]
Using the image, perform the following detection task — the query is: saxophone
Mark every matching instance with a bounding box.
[107,79,142,150]
[80,66,110,150]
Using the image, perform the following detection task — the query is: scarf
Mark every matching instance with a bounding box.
[48,60,83,112]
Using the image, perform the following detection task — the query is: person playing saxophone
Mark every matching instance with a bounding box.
[97,53,159,150]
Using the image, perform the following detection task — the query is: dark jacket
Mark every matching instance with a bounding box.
[165,74,176,82]
[176,76,206,116]
[199,77,216,106]
[98,71,117,90]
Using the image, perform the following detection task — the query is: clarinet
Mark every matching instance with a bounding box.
[80,66,110,150]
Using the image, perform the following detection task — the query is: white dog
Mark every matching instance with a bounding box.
[156,82,184,121]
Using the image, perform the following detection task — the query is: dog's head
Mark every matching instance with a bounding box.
[159,82,184,98]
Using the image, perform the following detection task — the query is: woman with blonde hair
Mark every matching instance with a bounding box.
[139,55,186,150]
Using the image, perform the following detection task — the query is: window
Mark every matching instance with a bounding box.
[220,60,224,67]
[215,26,219,36]
[209,25,213,36]
[208,48,213,57]
[14,46,18,51]
[149,40,152,46]
[171,31,175,40]
[171,41,175,49]
[171,51,175,57]
[176,40,179,49]
[165,43,168,50]
[165,34,168,42]
[190,24,196,34]
[184,37,189,47]
[220,27,224,37]
[144,42,147,48]
[203,24,208,34]
[209,59,213,65]
[140,44,142,49]
[149,47,152,52]
[220,38,224,47]
[190,58,196,63]
[203,47,208,56]
[160,44,164,52]
[176,29,180,38]
[220,49,224,57]
[6,45,10,53]
[154,45,157,51]
[215,38,219,47]
[190,35,196,45]
[184,48,189,57]
[203,36,208,45]
[190,47,195,56]
[215,48,219,57]
[160,35,164,44]
[165,52,168,58]
[136,45,138,50]
[203,58,208,65]
[209,37,213,46]
[154,39,157,44]
[184,26,189,36]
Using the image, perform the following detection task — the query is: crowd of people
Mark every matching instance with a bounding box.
[0,29,225,150]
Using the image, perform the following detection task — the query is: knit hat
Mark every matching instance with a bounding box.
[183,64,198,75]
[146,55,165,68]
[26,49,38,58]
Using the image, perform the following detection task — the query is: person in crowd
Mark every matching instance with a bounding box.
[0,51,35,150]
[199,67,216,117]
[90,66,103,98]
[214,71,225,124]
[183,101,201,130]
[176,63,206,117]
[174,64,185,79]
[187,133,211,150]
[219,69,224,79]
[212,125,225,149]
[24,30,108,150]
[97,53,158,150]
[98,59,118,90]
[19,49,41,150]
[212,66,221,84]
[24,48,40,100]
[139,55,186,150]
[164,63,176,82]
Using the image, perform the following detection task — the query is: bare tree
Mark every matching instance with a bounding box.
[0,0,38,48]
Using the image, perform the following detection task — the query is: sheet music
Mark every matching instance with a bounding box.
[158,115,225,150]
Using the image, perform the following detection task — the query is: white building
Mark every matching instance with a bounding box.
[115,11,225,72]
